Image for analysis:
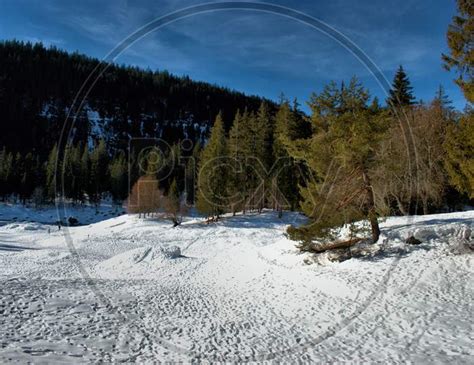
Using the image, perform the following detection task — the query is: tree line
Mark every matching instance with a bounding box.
[192,69,472,248]
[0,67,471,220]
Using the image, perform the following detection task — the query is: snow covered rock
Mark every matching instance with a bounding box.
[405,236,422,245]
[412,228,437,241]
[457,225,472,241]
[161,245,181,259]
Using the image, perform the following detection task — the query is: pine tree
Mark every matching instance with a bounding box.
[80,146,90,204]
[254,101,274,171]
[185,140,201,205]
[227,110,246,214]
[164,178,182,226]
[0,148,13,199]
[444,111,474,198]
[434,85,452,108]
[62,144,79,202]
[109,152,128,204]
[386,65,415,108]
[369,96,382,114]
[433,85,454,118]
[287,79,385,247]
[272,101,301,214]
[45,144,58,201]
[196,113,228,218]
[442,0,474,103]
[243,110,264,211]
[19,152,35,203]
[71,145,83,202]
[89,139,109,205]
[253,101,274,211]
[227,108,261,213]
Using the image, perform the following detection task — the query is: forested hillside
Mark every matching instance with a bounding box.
[0,40,268,156]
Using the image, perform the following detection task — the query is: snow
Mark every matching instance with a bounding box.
[0,205,472,362]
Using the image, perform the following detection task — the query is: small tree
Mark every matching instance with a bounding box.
[89,139,109,206]
[32,187,45,209]
[286,78,386,247]
[109,152,128,205]
[444,111,474,199]
[163,178,184,226]
[375,103,448,215]
[0,148,13,199]
[386,65,415,108]
[196,113,228,219]
[127,176,161,218]
[45,144,58,202]
[442,0,474,103]
[272,100,307,215]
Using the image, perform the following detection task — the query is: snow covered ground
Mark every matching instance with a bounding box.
[0,204,472,363]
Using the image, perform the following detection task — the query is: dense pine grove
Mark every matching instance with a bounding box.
[0,39,272,206]
[0,0,472,247]
[0,39,269,155]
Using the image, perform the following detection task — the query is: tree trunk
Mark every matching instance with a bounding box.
[362,170,380,243]
[310,237,363,253]
[394,195,408,216]
[422,197,429,215]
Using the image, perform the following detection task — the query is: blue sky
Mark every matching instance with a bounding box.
[0,0,468,111]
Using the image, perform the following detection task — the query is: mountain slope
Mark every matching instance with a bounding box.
[0,40,271,156]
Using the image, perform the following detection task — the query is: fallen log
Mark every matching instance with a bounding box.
[309,237,363,253]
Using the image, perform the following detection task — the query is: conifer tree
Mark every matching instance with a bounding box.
[0,148,13,199]
[71,145,83,202]
[185,140,201,205]
[109,152,128,204]
[253,102,274,211]
[227,110,246,214]
[287,78,385,247]
[369,96,382,114]
[442,0,474,102]
[89,139,109,205]
[80,146,90,204]
[433,85,455,120]
[227,108,261,213]
[272,100,301,214]
[254,101,274,171]
[62,144,79,202]
[196,113,228,219]
[164,178,182,226]
[45,144,58,201]
[434,85,453,109]
[243,110,264,211]
[386,65,415,108]
[444,111,474,198]
[19,152,34,203]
